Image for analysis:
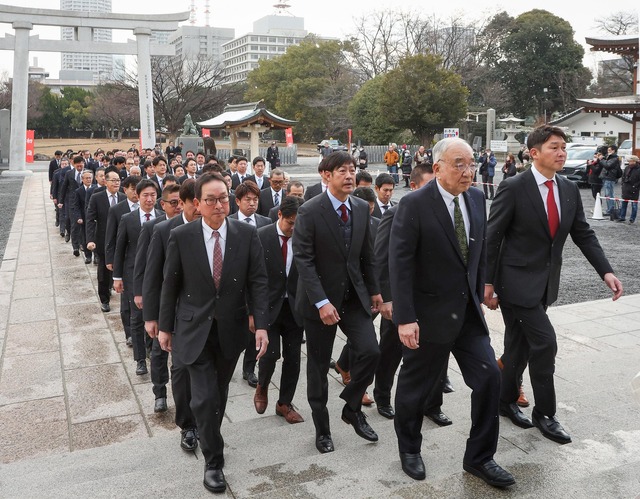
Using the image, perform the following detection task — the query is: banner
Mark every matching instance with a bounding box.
[348,128,352,150]
[285,128,293,147]
[139,130,143,153]
[26,129,34,163]
[202,128,210,138]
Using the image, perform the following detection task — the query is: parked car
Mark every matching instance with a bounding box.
[558,145,596,187]
[618,139,633,165]
[317,139,348,153]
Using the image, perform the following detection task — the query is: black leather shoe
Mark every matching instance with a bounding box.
[243,371,258,388]
[100,302,110,313]
[532,410,571,444]
[203,467,226,493]
[126,337,133,347]
[443,376,455,393]
[84,257,92,264]
[315,434,334,453]
[65,233,70,243]
[425,411,452,426]
[181,428,198,451]
[341,405,378,441]
[135,360,148,375]
[500,402,534,429]
[154,397,167,413]
[377,405,395,419]
[73,249,80,257]
[463,459,515,488]
[400,452,426,480]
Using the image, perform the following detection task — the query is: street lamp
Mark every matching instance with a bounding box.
[543,87,548,124]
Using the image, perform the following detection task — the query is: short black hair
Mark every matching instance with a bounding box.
[318,151,355,173]
[195,172,227,199]
[163,174,177,184]
[286,180,304,193]
[356,170,373,185]
[180,178,197,202]
[410,164,433,185]
[526,125,568,151]
[234,180,260,200]
[161,183,181,199]
[73,155,84,165]
[279,195,303,218]
[122,175,141,190]
[236,156,248,164]
[152,155,167,166]
[135,178,156,195]
[252,156,265,166]
[375,173,395,188]
[352,186,376,203]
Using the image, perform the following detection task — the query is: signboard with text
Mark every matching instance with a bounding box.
[202,128,210,138]
[26,130,34,163]
[285,128,294,147]
[490,140,508,152]
[443,128,459,138]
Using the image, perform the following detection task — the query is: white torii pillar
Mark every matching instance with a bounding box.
[8,21,33,175]
[134,28,155,150]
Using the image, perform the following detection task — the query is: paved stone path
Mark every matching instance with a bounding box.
[1,173,639,497]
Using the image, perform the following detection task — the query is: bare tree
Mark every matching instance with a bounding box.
[89,83,139,141]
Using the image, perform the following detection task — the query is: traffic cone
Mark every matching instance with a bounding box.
[591,192,605,220]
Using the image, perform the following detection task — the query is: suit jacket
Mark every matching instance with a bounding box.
[105,199,134,266]
[374,205,397,302]
[228,211,272,228]
[257,188,284,217]
[253,176,271,190]
[132,214,168,297]
[372,200,395,220]
[142,215,184,322]
[48,159,61,182]
[389,180,487,344]
[178,174,198,184]
[113,208,164,288]
[70,184,91,223]
[231,173,256,190]
[304,182,323,201]
[228,193,238,215]
[293,191,379,321]
[257,223,302,327]
[268,204,280,222]
[86,190,126,256]
[59,168,83,205]
[158,218,268,365]
[487,168,612,308]
[51,166,70,199]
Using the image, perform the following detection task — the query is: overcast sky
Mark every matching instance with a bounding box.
[0,0,638,79]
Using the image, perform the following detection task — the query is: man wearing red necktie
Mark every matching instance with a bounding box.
[485,125,623,446]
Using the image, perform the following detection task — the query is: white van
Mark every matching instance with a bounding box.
[618,139,632,164]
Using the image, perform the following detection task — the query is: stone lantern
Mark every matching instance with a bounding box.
[499,114,525,155]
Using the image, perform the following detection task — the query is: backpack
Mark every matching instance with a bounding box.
[616,163,623,179]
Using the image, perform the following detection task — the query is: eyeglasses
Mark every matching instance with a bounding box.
[164,199,180,207]
[440,160,476,174]
[202,196,230,206]
[106,179,121,183]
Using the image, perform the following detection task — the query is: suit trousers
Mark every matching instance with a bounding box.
[171,360,196,430]
[394,301,500,466]
[71,219,83,251]
[96,253,112,304]
[499,301,557,417]
[304,294,380,435]
[257,301,304,405]
[151,338,170,398]
[242,331,257,374]
[123,288,145,361]
[120,291,131,340]
[186,320,238,468]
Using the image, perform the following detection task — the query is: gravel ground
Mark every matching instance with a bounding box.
[0,175,24,263]
[0,165,635,306]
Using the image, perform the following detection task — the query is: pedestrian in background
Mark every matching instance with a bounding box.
[616,155,640,224]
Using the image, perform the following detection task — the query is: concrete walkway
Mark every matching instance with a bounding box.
[1,173,639,498]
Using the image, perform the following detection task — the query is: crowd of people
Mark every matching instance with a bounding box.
[45,127,623,494]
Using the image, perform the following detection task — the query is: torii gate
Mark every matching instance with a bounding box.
[0,4,189,174]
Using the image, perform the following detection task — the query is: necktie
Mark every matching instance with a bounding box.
[382,204,389,211]
[110,195,116,207]
[244,217,252,224]
[144,213,151,222]
[212,230,222,289]
[339,204,348,223]
[240,176,245,183]
[76,171,81,184]
[280,235,289,267]
[132,203,139,211]
[274,192,280,206]
[544,180,559,238]
[453,197,468,265]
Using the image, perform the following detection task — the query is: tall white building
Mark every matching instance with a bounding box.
[60,0,114,82]
[168,26,235,64]
[222,15,308,84]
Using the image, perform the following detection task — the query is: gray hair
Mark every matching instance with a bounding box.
[432,137,473,164]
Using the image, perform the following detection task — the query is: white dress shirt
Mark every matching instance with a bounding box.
[202,218,227,277]
[531,164,562,222]
[436,179,470,243]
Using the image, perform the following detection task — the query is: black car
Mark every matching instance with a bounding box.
[558,146,597,187]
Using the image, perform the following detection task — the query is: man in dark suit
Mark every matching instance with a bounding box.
[70,169,95,263]
[142,180,199,450]
[48,150,62,183]
[389,138,514,488]
[253,196,305,424]
[86,169,126,311]
[485,125,623,446]
[268,181,304,222]
[58,155,85,244]
[293,151,382,455]
[303,163,329,201]
[132,183,180,412]
[228,181,272,387]
[257,168,285,216]
[178,157,198,184]
[113,179,163,375]
[251,156,270,190]
[51,157,71,233]
[371,172,396,219]
[230,156,255,190]
[158,173,268,493]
